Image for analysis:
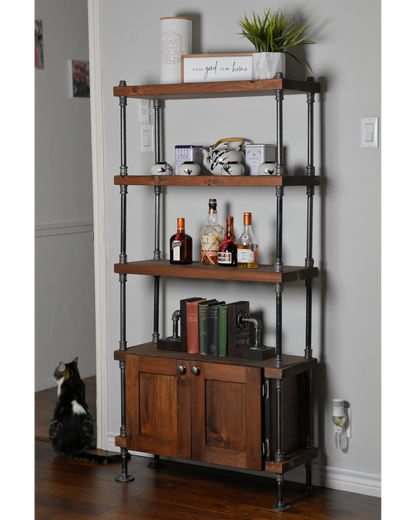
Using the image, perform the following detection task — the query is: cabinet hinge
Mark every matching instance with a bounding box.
[262,379,270,399]
[262,438,270,458]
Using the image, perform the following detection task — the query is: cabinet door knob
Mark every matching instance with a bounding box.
[191,366,200,375]
[177,365,186,374]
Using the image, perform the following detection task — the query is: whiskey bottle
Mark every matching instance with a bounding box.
[170,218,192,264]
[237,212,258,268]
[218,216,237,267]
[200,199,223,265]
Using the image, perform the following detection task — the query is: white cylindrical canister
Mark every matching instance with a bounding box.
[160,17,192,84]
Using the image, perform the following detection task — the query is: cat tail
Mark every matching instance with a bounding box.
[70,451,130,464]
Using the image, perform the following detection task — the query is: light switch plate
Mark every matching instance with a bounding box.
[361,117,379,148]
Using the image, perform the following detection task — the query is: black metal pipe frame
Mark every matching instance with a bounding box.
[115,83,134,482]
[147,99,165,468]
[272,84,291,509]
[303,80,318,495]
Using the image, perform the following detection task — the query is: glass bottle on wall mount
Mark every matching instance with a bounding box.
[170,217,192,264]
[237,212,258,268]
[200,199,223,265]
[218,216,237,267]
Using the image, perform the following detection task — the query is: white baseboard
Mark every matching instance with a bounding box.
[107,432,381,498]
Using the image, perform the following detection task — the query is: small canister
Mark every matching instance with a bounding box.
[258,161,278,176]
[178,161,201,176]
[221,161,245,176]
[160,17,192,84]
[150,161,173,176]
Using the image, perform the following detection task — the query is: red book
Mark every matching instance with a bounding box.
[186,299,206,354]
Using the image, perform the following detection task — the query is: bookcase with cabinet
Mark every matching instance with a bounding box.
[112,77,320,511]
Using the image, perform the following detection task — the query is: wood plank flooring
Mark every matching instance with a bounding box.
[35,377,381,519]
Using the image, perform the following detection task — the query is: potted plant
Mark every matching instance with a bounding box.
[237,8,315,80]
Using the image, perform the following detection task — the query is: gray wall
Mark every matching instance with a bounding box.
[35,0,95,390]
[99,0,381,485]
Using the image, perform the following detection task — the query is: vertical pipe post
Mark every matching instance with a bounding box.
[275,283,284,369]
[275,379,284,462]
[147,98,165,468]
[115,82,134,482]
[275,81,285,370]
[271,380,291,509]
[303,77,318,494]
[153,99,162,162]
[271,475,291,511]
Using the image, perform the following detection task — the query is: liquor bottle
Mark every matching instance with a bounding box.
[200,199,223,265]
[170,218,192,264]
[237,212,258,268]
[218,216,237,267]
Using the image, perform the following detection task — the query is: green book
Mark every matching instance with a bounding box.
[198,300,218,355]
[218,305,228,357]
[208,302,225,356]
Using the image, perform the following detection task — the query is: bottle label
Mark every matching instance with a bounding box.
[172,240,181,261]
[237,248,255,263]
[218,252,232,264]
[201,235,219,251]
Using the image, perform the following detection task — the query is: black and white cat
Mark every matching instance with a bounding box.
[49,357,121,464]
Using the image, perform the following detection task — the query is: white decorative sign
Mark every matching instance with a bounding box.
[181,54,253,83]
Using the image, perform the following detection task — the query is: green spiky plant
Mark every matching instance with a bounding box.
[237,8,315,74]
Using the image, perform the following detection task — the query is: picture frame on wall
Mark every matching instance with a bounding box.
[35,20,44,69]
[71,60,90,98]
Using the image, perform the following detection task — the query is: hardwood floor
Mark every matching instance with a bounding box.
[35,377,381,519]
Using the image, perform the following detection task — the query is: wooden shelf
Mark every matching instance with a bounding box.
[114,174,320,187]
[114,342,318,380]
[114,260,318,284]
[113,78,321,100]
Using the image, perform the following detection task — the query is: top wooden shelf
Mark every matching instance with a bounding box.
[113,78,321,100]
[114,175,320,187]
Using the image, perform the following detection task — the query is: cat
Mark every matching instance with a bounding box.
[49,357,122,464]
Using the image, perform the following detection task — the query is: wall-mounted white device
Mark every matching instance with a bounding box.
[361,116,379,148]
[332,399,351,449]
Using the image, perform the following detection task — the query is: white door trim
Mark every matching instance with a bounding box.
[88,0,108,450]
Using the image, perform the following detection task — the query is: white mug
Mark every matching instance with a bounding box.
[150,161,173,176]
[258,161,278,175]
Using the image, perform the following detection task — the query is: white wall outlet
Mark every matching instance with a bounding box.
[361,117,379,148]
[140,124,154,153]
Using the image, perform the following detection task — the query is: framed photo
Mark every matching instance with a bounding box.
[71,60,90,98]
[35,20,44,69]
[181,53,253,83]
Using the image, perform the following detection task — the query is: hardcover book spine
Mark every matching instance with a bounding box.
[218,305,228,357]
[180,297,203,350]
[208,303,225,356]
[199,300,217,355]
[186,299,206,353]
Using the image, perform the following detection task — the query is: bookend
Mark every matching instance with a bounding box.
[228,301,275,360]
[157,297,202,351]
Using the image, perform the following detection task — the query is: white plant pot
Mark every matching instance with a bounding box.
[252,52,286,81]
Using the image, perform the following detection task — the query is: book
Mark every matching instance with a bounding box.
[218,304,228,357]
[179,297,203,350]
[198,300,218,355]
[207,302,225,356]
[186,298,207,353]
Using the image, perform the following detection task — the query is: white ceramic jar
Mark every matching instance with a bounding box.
[178,161,201,176]
[160,17,192,84]
[258,161,278,176]
[221,161,245,176]
[150,161,173,176]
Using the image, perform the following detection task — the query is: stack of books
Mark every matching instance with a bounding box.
[157,297,252,357]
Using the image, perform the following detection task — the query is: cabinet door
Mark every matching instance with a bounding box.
[125,355,191,459]
[191,362,263,470]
